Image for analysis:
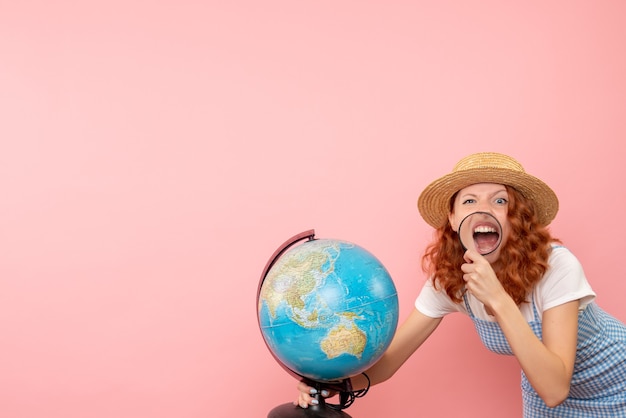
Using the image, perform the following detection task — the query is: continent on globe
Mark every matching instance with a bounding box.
[321,316,367,359]
[262,245,329,325]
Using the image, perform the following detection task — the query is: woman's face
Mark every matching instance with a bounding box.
[448,183,510,262]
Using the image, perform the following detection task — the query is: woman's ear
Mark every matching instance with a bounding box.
[448,212,458,232]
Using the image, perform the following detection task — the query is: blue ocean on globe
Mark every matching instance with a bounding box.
[258,238,399,382]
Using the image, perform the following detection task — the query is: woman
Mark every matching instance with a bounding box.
[297,152,626,416]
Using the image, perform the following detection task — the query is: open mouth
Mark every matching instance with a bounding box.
[472,223,500,255]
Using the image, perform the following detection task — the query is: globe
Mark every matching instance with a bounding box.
[257,230,399,417]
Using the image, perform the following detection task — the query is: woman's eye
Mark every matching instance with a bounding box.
[462,199,476,205]
[495,198,508,205]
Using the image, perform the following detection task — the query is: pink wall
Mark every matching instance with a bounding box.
[1,1,625,417]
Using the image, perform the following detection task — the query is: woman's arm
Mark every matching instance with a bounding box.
[296,308,442,408]
[462,249,578,407]
[493,297,578,407]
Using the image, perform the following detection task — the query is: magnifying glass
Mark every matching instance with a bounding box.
[458,212,503,256]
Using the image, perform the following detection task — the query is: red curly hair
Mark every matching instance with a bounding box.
[421,186,558,306]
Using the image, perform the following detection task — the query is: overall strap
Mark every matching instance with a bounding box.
[462,293,475,317]
[530,291,541,322]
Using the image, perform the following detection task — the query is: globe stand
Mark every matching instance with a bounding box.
[268,393,352,418]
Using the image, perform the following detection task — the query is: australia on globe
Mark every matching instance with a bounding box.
[258,235,399,383]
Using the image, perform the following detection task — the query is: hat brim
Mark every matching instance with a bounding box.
[417,168,559,228]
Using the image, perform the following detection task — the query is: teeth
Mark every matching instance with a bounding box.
[474,226,496,233]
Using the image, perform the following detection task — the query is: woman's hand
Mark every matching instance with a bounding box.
[294,381,333,409]
[461,249,508,312]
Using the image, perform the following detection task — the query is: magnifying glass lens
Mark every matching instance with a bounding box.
[458,212,503,256]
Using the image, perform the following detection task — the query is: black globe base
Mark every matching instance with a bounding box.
[268,402,352,418]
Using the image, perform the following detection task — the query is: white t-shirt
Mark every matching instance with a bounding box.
[415,246,597,322]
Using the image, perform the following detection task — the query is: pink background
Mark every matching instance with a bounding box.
[1,1,625,417]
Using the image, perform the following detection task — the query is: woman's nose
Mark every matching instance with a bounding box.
[476,201,494,213]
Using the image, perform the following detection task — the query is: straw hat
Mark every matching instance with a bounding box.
[417,152,559,228]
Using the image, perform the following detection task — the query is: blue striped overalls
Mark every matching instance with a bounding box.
[464,295,626,417]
